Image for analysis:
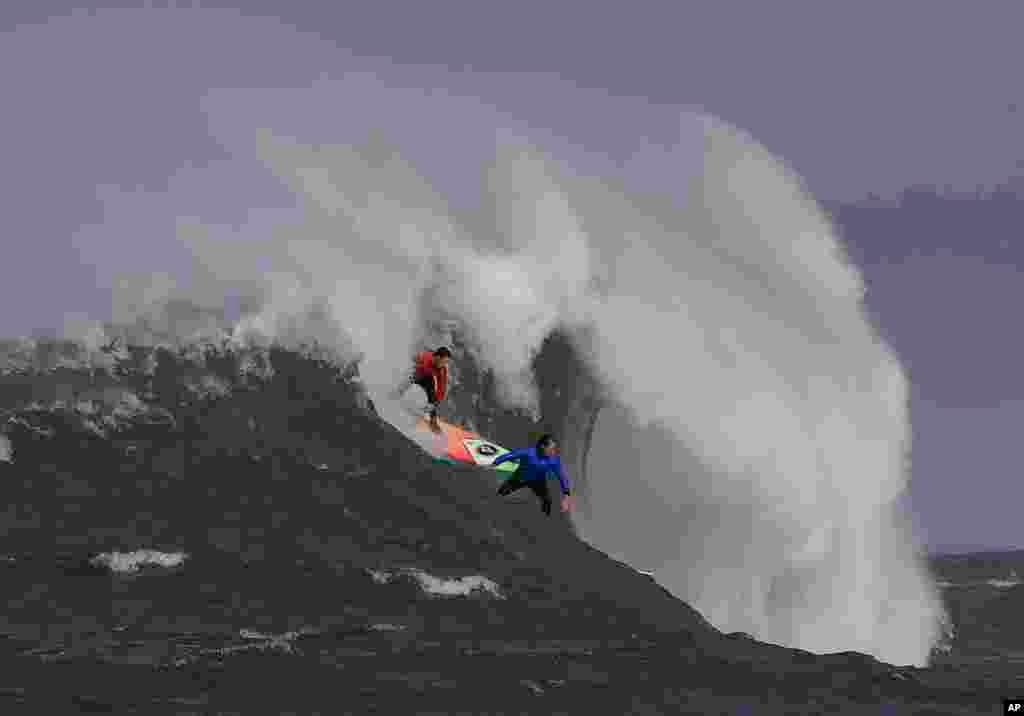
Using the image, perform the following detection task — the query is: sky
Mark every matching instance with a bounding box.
[2,1,1023,552]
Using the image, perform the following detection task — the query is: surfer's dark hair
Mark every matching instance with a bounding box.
[535,434,556,456]
[433,346,452,358]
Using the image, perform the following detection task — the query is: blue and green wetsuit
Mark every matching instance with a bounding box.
[493,447,571,516]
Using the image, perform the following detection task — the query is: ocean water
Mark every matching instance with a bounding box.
[929,550,1024,666]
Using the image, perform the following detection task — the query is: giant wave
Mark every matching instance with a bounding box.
[15,89,945,667]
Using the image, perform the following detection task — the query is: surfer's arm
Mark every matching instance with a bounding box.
[555,459,571,495]
[492,447,528,467]
[433,369,447,402]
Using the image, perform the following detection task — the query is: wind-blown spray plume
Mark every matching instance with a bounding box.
[570,121,944,666]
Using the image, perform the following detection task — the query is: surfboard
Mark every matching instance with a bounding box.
[414,417,519,474]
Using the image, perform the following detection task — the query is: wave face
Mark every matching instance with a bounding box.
[40,78,944,665]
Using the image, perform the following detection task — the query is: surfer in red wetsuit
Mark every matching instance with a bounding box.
[392,346,451,432]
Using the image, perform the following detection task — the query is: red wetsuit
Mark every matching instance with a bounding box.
[412,351,448,405]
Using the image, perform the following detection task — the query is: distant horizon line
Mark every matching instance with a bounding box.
[928,544,1024,557]
[818,175,1024,206]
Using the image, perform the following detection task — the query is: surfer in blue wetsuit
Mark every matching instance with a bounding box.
[493,434,573,516]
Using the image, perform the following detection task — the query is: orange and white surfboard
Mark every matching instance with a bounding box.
[414,417,519,474]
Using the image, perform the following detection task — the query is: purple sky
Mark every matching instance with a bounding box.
[2,2,1023,551]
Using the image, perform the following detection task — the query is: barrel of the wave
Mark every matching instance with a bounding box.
[414,417,519,475]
